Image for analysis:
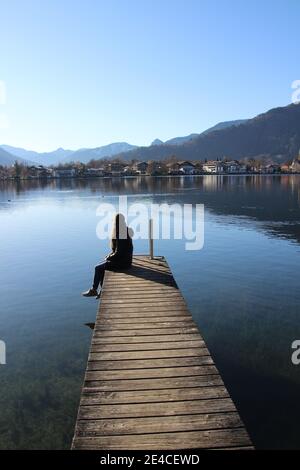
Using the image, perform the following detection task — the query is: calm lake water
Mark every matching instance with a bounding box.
[0,175,299,449]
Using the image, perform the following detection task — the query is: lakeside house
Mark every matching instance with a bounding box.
[147,160,166,175]
[224,160,247,173]
[108,161,127,176]
[122,165,137,176]
[264,164,281,173]
[178,161,196,175]
[28,165,53,178]
[290,151,300,173]
[203,160,225,173]
[54,168,77,178]
[85,168,105,177]
[133,161,148,174]
[280,163,290,173]
[167,160,196,175]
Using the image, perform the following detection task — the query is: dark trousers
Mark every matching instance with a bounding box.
[93,260,131,290]
[93,261,108,290]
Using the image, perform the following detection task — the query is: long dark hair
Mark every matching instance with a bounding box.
[110,213,129,248]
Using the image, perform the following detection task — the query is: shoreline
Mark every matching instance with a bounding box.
[1,172,300,182]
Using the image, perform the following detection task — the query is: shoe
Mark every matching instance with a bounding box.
[82,288,98,297]
[96,291,101,299]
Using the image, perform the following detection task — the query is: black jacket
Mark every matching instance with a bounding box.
[106,230,133,268]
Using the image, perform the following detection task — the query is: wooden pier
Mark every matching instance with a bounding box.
[72,255,252,450]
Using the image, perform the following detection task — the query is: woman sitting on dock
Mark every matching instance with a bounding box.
[82,213,133,297]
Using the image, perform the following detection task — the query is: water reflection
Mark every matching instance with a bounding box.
[1,175,299,243]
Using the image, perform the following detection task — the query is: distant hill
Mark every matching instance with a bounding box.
[200,119,248,135]
[1,145,74,166]
[151,139,164,146]
[165,133,199,145]
[0,147,35,166]
[165,119,248,145]
[0,142,137,165]
[61,142,137,163]
[115,104,300,163]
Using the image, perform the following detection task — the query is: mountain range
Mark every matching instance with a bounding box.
[114,104,300,163]
[65,142,137,164]
[0,145,74,166]
[0,119,249,166]
[1,103,300,166]
[0,142,138,166]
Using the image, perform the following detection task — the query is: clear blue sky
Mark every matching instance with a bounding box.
[0,0,299,151]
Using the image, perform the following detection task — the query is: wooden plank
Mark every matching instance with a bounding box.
[85,365,219,381]
[101,288,180,294]
[98,316,192,323]
[78,398,237,419]
[99,310,189,317]
[100,306,189,313]
[87,356,214,370]
[83,374,223,391]
[80,386,229,405]
[72,428,251,450]
[89,347,210,361]
[99,298,186,304]
[91,339,205,351]
[75,411,242,436]
[94,321,196,330]
[100,292,181,298]
[92,327,199,336]
[72,255,252,450]
[104,274,174,281]
[102,286,179,291]
[91,333,203,344]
